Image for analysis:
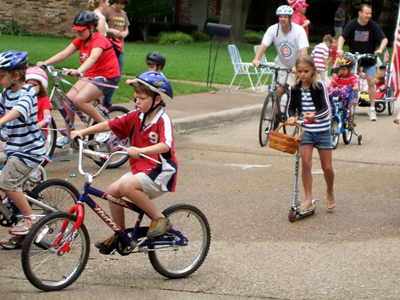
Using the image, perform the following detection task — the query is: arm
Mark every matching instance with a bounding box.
[252,44,268,67]
[128,143,169,159]
[0,109,22,126]
[337,36,345,57]
[375,38,388,55]
[97,15,106,36]
[314,83,331,120]
[118,26,129,39]
[70,121,111,140]
[38,109,51,129]
[38,43,78,66]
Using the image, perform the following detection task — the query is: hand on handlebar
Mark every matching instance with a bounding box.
[127,146,144,159]
[70,130,83,141]
[64,69,82,77]
[252,59,260,67]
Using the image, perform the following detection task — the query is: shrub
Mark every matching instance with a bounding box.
[0,18,30,36]
[191,31,210,42]
[244,30,263,45]
[159,31,193,45]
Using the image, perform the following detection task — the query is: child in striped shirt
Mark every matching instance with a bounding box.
[311,34,333,82]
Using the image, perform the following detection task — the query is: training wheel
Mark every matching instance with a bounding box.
[358,135,362,145]
[288,209,297,222]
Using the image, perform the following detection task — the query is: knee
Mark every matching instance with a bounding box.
[302,160,312,172]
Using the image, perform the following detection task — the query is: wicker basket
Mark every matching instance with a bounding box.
[269,123,304,154]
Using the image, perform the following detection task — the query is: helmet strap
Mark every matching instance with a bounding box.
[140,95,165,131]
[85,26,93,44]
[5,70,22,89]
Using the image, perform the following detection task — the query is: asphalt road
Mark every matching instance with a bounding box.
[1,105,400,299]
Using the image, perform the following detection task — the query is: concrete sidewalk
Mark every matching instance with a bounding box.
[118,87,267,132]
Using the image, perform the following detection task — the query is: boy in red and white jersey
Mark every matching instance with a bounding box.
[71,71,178,254]
[311,34,333,82]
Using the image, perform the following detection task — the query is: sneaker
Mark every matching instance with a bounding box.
[9,216,38,236]
[94,234,116,255]
[147,217,173,239]
[96,131,111,144]
[368,110,377,121]
[348,119,356,128]
[56,136,72,148]
[0,234,24,249]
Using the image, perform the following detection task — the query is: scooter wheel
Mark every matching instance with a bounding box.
[288,209,297,222]
[358,135,362,145]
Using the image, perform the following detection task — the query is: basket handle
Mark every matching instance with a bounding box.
[274,123,304,141]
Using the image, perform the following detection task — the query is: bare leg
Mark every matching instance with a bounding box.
[317,148,335,210]
[6,191,33,216]
[367,74,376,108]
[300,145,314,207]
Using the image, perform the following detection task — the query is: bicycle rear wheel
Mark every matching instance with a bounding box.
[259,92,277,147]
[21,212,90,292]
[40,118,57,167]
[89,105,130,168]
[387,87,394,115]
[148,204,211,279]
[28,179,80,216]
[342,107,353,145]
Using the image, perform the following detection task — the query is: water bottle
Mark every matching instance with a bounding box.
[0,124,8,142]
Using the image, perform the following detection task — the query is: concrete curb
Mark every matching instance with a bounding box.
[173,104,263,132]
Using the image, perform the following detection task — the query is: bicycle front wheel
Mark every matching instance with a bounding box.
[259,92,277,147]
[148,204,211,279]
[331,116,339,149]
[40,118,57,167]
[29,179,80,216]
[21,212,90,292]
[89,105,130,169]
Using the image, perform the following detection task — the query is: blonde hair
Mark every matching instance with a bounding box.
[88,0,103,11]
[293,55,320,90]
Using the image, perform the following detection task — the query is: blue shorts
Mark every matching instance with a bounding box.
[91,76,119,96]
[301,129,333,150]
[362,65,376,77]
[331,67,340,75]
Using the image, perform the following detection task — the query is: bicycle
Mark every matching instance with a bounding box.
[329,88,362,149]
[21,138,211,292]
[258,63,292,147]
[40,65,130,168]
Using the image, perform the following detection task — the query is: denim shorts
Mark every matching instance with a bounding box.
[362,65,376,77]
[301,129,333,150]
[91,76,120,96]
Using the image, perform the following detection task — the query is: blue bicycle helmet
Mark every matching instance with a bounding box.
[135,71,173,101]
[0,50,29,71]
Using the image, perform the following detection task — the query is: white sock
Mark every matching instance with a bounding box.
[370,107,375,112]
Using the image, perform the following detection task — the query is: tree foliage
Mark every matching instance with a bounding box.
[125,0,173,42]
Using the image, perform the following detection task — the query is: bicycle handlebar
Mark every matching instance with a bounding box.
[259,63,291,72]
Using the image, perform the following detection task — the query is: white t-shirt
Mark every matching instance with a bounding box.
[261,22,309,69]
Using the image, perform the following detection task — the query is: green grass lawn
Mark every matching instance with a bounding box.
[0,35,387,103]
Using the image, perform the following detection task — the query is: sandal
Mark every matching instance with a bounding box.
[300,203,316,214]
[326,200,336,212]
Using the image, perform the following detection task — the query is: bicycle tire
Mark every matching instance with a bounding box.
[331,116,339,149]
[28,179,80,216]
[148,203,211,279]
[21,211,90,292]
[88,105,130,168]
[387,87,394,115]
[259,92,277,147]
[342,106,353,145]
[40,118,57,167]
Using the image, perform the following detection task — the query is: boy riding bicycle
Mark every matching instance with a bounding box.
[328,53,359,127]
[70,71,178,254]
[0,51,46,249]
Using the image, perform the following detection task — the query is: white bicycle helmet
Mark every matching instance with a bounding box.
[276,5,294,17]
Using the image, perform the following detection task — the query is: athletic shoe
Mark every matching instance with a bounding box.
[56,136,72,148]
[368,110,377,121]
[147,217,173,239]
[9,216,38,236]
[0,234,24,249]
[95,234,116,255]
[96,131,111,144]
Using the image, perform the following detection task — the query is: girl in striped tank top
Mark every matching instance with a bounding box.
[286,55,336,213]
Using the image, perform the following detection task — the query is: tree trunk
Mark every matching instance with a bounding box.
[220,0,252,44]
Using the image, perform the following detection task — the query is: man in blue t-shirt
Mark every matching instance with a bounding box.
[337,4,388,122]
[334,4,345,37]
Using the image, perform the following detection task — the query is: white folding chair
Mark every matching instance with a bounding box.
[228,45,263,92]
[254,45,274,88]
